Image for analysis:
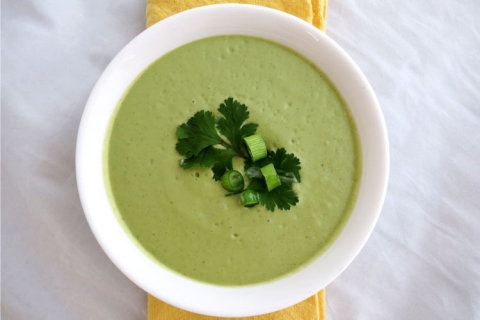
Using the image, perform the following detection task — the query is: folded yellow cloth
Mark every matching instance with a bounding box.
[146,1,327,319]
[148,289,325,320]
[146,0,327,31]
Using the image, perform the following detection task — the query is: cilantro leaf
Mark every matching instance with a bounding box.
[176,110,223,158]
[210,150,236,181]
[180,146,234,169]
[244,148,301,187]
[247,178,299,211]
[217,98,258,156]
[267,148,301,183]
[211,164,229,182]
[180,147,236,181]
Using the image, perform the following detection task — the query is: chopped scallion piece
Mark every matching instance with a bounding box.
[244,134,267,162]
[260,163,281,191]
[240,190,259,207]
[221,170,245,192]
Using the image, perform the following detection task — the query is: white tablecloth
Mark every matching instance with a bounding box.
[2,1,479,319]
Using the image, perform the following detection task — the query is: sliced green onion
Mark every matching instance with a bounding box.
[220,170,245,192]
[260,163,281,191]
[240,190,259,207]
[244,134,267,162]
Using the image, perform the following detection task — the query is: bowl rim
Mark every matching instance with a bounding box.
[76,3,389,317]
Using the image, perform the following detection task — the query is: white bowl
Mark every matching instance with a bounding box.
[76,4,389,317]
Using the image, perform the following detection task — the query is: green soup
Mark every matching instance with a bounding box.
[105,36,361,286]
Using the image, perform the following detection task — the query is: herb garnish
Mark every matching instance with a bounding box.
[176,98,301,211]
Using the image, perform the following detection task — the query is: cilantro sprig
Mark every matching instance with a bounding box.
[176,98,253,180]
[176,98,301,211]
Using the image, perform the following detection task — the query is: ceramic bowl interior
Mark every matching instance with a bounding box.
[76,4,389,317]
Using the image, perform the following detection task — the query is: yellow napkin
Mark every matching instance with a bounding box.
[146,0,327,31]
[148,289,325,319]
[146,1,327,319]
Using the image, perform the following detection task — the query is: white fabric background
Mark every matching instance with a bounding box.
[2,0,479,319]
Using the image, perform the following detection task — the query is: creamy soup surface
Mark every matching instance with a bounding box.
[105,35,362,286]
